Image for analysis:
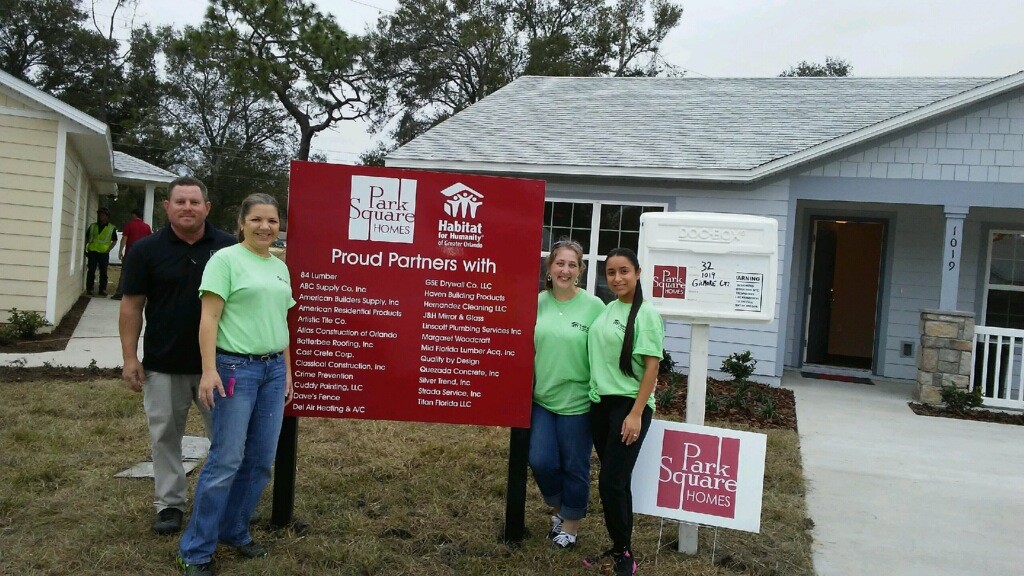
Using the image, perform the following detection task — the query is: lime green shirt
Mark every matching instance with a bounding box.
[588,299,664,410]
[199,244,295,354]
[533,290,606,415]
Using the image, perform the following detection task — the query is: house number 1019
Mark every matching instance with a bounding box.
[947,226,958,271]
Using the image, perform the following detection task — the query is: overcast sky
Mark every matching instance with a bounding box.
[96,0,1024,163]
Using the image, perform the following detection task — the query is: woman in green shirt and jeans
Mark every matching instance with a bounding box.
[530,239,605,549]
[583,248,664,576]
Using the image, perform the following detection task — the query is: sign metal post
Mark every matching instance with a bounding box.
[678,323,709,553]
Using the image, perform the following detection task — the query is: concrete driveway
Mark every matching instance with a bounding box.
[789,371,1024,575]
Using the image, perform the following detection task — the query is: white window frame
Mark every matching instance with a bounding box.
[981,229,1024,329]
[541,198,669,294]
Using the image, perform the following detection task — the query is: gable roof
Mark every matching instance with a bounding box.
[388,73,1024,182]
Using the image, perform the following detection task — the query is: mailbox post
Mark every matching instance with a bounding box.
[637,212,778,554]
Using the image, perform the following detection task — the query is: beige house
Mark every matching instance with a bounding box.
[0,69,174,327]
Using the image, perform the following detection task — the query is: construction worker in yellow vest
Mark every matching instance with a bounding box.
[85,206,118,296]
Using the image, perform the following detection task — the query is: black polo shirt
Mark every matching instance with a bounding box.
[122,223,236,373]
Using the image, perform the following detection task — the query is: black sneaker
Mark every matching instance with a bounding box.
[176,556,214,575]
[582,548,615,572]
[152,508,183,535]
[110,294,122,300]
[613,550,638,576]
[98,291,107,296]
[233,540,268,559]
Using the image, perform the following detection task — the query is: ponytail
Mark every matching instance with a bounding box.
[606,247,644,379]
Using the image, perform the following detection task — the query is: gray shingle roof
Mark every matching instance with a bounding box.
[112,151,175,180]
[389,76,998,171]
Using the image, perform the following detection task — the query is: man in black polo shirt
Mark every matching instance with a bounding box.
[118,176,236,535]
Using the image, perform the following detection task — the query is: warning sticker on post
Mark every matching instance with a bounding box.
[733,272,764,312]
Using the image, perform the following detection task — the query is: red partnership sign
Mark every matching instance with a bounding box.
[284,161,545,427]
[657,430,740,518]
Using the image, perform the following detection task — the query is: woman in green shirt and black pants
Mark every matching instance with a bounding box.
[583,248,664,576]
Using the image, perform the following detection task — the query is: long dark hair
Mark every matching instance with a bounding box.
[606,247,643,379]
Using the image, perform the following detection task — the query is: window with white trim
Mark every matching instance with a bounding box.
[539,200,666,302]
[983,230,1024,329]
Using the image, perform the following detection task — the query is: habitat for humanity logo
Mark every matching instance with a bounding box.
[437,183,485,249]
[658,430,740,518]
[349,175,417,243]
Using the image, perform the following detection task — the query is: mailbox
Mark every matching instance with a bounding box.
[638,212,778,323]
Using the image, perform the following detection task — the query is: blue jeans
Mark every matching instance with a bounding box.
[179,353,286,564]
[527,404,592,521]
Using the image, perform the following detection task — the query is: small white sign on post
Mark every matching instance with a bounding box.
[637,212,778,553]
[632,420,767,533]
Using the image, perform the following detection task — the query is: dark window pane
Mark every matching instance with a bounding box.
[552,227,571,244]
[575,231,591,252]
[541,226,553,252]
[551,202,573,228]
[621,205,643,231]
[1009,290,1024,316]
[620,231,640,253]
[642,205,665,214]
[595,268,615,303]
[539,256,548,291]
[598,230,619,254]
[600,205,621,230]
[991,259,1015,285]
[578,258,591,289]
[572,203,593,230]
[544,202,553,226]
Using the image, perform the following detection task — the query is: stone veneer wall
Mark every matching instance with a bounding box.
[916,309,975,404]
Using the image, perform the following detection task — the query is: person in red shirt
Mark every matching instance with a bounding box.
[111,208,153,300]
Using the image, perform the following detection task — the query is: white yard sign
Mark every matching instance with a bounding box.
[633,420,767,533]
[638,212,778,322]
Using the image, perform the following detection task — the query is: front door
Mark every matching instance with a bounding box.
[804,219,885,370]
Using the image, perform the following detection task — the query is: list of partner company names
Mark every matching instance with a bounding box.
[287,271,520,416]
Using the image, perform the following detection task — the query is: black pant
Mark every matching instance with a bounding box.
[86,252,109,293]
[591,395,653,553]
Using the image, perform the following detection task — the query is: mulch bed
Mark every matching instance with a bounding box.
[908,402,1024,426]
[0,295,91,353]
[656,373,798,431]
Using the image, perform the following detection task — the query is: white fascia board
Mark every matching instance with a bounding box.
[385,158,753,182]
[0,71,107,136]
[106,170,176,185]
[45,121,69,324]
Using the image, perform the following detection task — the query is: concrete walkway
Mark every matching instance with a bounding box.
[790,372,1024,576]
[0,296,128,369]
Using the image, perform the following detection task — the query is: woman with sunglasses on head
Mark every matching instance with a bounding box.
[177,193,294,576]
[582,248,664,576]
[530,239,606,549]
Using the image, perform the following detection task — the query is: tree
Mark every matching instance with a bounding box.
[160,26,294,229]
[203,0,368,161]
[366,0,683,148]
[780,56,852,77]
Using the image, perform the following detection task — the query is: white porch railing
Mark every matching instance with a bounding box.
[971,325,1024,410]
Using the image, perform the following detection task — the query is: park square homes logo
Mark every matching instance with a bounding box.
[437,183,485,249]
[349,175,417,243]
[658,430,740,518]
[653,265,687,299]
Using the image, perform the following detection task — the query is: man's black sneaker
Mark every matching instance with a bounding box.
[110,294,122,300]
[153,508,184,535]
[177,556,214,576]
[97,291,107,296]
[233,540,268,559]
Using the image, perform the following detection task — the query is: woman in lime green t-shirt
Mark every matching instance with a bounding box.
[582,248,664,576]
[530,239,605,549]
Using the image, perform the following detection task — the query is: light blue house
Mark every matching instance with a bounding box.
[387,72,1024,407]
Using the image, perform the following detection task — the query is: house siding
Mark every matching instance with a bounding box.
[0,112,57,318]
[53,146,87,322]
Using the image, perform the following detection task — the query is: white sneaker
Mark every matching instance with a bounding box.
[551,530,577,549]
[548,515,564,539]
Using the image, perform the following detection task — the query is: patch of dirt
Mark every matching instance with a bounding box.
[656,374,798,431]
[0,295,91,353]
[908,402,1024,426]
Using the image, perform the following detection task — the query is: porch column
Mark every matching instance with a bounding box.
[144,183,156,227]
[939,206,969,310]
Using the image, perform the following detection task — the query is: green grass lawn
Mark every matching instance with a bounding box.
[0,377,813,575]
